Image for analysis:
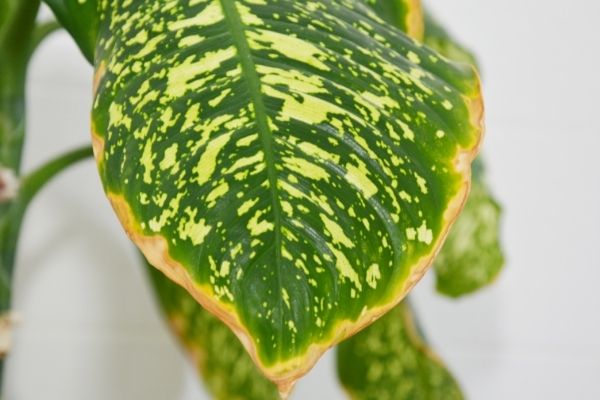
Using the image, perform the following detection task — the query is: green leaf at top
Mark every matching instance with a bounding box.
[337,300,463,400]
[361,0,424,40]
[43,0,98,62]
[91,0,483,391]
[146,259,279,400]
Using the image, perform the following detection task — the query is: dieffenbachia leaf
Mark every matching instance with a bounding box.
[146,260,279,400]
[422,11,505,297]
[423,11,478,68]
[43,0,98,62]
[337,300,463,400]
[91,0,483,391]
[361,0,423,40]
[434,159,503,297]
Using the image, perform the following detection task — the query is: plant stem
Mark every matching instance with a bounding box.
[29,19,61,57]
[0,146,92,394]
[0,145,94,286]
[0,1,64,394]
[0,0,40,173]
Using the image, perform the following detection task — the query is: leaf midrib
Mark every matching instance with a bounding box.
[219,0,284,346]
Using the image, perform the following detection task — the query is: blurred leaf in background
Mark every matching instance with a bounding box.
[337,301,463,400]
[435,159,504,297]
[423,10,505,297]
[146,260,279,400]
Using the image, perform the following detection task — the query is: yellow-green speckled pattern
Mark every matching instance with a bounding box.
[337,301,464,400]
[91,0,482,380]
[362,0,423,39]
[146,260,279,400]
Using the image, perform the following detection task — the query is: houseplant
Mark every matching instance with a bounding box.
[0,0,502,398]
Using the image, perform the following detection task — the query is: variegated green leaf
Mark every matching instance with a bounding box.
[337,300,463,400]
[90,0,483,390]
[146,259,279,400]
[422,12,505,297]
[434,159,503,297]
[423,11,478,68]
[43,0,98,62]
[361,0,423,40]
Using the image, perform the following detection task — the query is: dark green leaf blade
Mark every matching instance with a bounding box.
[146,259,279,400]
[337,301,464,400]
[91,0,483,389]
[43,0,98,62]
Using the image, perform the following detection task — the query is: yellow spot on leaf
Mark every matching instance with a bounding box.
[159,144,178,171]
[178,207,212,245]
[166,47,235,97]
[219,261,230,277]
[328,245,362,291]
[236,3,263,25]
[282,289,291,308]
[321,214,354,248]
[442,100,454,110]
[140,138,155,184]
[248,30,330,71]
[225,152,264,174]
[178,35,205,47]
[417,221,433,245]
[366,263,381,289]
[208,88,232,108]
[298,142,340,163]
[168,1,223,31]
[193,132,233,185]
[182,103,201,131]
[236,133,258,147]
[414,172,428,194]
[206,181,229,206]
[345,164,378,199]
[407,51,421,64]
[282,156,329,181]
[247,210,274,236]
[238,198,259,216]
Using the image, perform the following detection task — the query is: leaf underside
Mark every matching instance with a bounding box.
[91,0,482,386]
[337,301,463,400]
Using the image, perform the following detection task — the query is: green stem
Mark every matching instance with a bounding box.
[0,97,25,174]
[0,0,41,174]
[0,1,64,395]
[20,146,93,206]
[0,146,92,394]
[0,145,94,302]
[29,20,62,57]
[0,0,40,98]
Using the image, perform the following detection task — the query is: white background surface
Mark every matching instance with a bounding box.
[5,0,600,399]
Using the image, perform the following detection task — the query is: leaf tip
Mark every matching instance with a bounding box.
[276,380,296,400]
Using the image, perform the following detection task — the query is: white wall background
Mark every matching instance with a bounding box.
[5,0,600,399]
